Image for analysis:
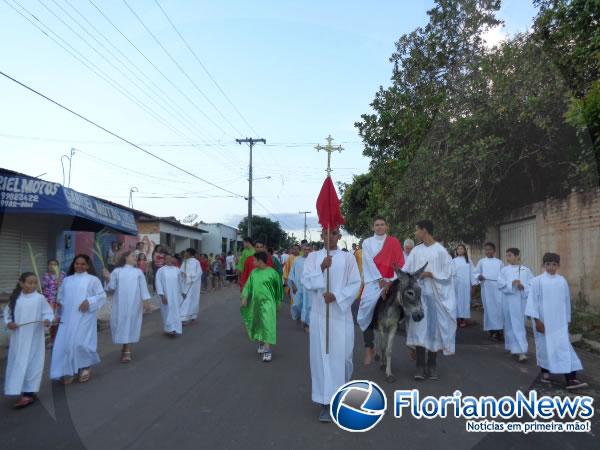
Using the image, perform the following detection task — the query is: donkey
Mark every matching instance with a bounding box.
[374,263,427,383]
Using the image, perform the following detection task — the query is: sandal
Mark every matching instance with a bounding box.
[78,368,91,383]
[14,396,36,409]
[120,351,132,363]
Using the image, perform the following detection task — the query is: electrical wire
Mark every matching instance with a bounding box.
[0,69,246,198]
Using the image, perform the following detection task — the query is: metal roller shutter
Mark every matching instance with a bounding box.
[499,218,539,275]
[0,216,49,294]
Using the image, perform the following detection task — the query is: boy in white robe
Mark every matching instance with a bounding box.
[303,227,361,422]
[51,254,106,383]
[403,220,456,381]
[474,242,504,340]
[155,254,183,336]
[525,253,588,390]
[180,248,202,324]
[104,251,151,363]
[450,244,475,327]
[4,273,54,408]
[498,248,534,362]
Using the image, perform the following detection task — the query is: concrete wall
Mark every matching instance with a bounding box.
[471,190,600,310]
[200,223,239,255]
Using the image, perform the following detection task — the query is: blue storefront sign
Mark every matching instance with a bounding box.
[0,169,137,235]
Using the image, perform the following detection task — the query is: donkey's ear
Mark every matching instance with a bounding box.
[412,262,428,278]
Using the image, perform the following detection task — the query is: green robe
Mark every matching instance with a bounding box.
[240,267,283,344]
[236,248,255,272]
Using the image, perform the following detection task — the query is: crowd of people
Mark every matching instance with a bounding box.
[3,218,589,422]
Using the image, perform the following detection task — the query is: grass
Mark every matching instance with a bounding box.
[570,310,600,342]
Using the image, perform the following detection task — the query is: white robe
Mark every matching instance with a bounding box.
[288,256,307,322]
[303,249,361,405]
[498,265,534,354]
[155,265,183,335]
[450,256,475,319]
[106,265,151,344]
[473,257,504,330]
[4,292,54,395]
[403,242,457,355]
[50,273,106,379]
[525,273,583,374]
[357,234,398,331]
[180,258,202,321]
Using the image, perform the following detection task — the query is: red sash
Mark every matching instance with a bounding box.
[373,236,404,279]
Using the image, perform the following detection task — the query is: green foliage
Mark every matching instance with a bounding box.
[344,0,599,242]
[237,215,295,250]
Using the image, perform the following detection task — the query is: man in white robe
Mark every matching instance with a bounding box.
[403,238,414,261]
[303,227,361,422]
[180,248,202,323]
[403,220,456,381]
[105,251,151,362]
[357,216,404,366]
[51,269,106,381]
[525,252,587,390]
[4,287,54,404]
[498,248,534,361]
[473,242,504,340]
[155,254,184,336]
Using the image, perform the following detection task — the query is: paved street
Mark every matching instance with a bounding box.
[1,286,599,450]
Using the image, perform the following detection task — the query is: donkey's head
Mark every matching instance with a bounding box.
[395,263,427,322]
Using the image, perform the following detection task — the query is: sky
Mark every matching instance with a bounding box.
[0,0,538,243]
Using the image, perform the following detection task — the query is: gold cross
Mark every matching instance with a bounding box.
[315,134,344,175]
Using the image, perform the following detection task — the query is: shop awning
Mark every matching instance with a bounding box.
[0,169,138,235]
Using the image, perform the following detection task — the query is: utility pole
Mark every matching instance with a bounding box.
[299,211,311,241]
[236,137,266,238]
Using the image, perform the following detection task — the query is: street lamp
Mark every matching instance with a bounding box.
[60,148,76,187]
[129,187,138,208]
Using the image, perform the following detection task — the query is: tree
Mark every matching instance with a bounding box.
[237,215,295,250]
[343,0,599,242]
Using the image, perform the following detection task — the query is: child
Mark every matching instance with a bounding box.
[451,244,475,328]
[155,253,184,337]
[50,254,106,384]
[41,259,65,347]
[103,250,151,363]
[525,253,588,390]
[240,251,284,362]
[498,248,534,362]
[474,242,504,340]
[4,273,54,408]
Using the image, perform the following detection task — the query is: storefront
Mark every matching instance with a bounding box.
[0,168,137,295]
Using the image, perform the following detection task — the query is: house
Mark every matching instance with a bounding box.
[198,222,242,256]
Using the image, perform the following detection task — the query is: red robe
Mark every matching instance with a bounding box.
[240,254,273,290]
[373,236,404,279]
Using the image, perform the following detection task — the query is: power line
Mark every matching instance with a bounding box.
[121,0,241,138]
[4,0,205,149]
[52,0,220,148]
[86,0,244,167]
[0,69,245,198]
[153,0,259,136]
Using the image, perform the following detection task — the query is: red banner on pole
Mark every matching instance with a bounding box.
[316,176,345,229]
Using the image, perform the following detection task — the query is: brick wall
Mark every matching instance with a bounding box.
[470,190,600,310]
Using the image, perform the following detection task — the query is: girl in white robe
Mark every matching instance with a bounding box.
[50,254,106,384]
[498,248,534,361]
[180,249,202,324]
[155,254,183,336]
[4,272,54,408]
[303,228,361,422]
[104,251,151,363]
[473,243,504,339]
[525,253,587,390]
[450,244,475,327]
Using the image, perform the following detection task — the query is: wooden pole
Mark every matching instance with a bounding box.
[326,227,330,354]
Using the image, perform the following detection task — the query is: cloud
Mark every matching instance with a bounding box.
[224,213,321,231]
[482,24,507,49]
